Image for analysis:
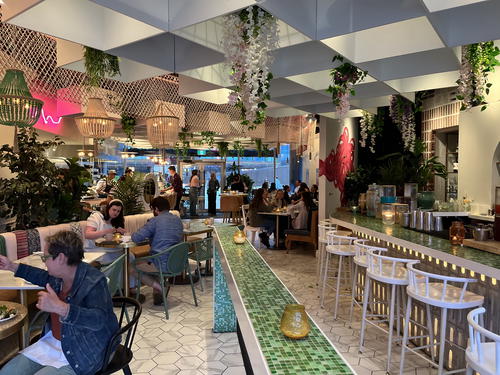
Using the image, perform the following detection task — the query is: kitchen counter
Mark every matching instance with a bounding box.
[331,211,500,279]
[213,225,353,375]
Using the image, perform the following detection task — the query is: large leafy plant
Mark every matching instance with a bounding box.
[344,167,373,204]
[216,141,229,158]
[326,55,367,120]
[456,41,500,111]
[112,173,145,215]
[121,115,136,145]
[84,46,121,87]
[0,128,64,229]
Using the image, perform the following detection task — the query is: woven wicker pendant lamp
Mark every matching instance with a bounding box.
[75,98,116,138]
[146,103,179,148]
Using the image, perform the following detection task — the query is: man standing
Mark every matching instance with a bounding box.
[95,169,116,198]
[167,166,183,211]
[293,179,301,194]
[132,196,183,305]
[207,172,220,216]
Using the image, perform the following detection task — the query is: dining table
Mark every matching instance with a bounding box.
[258,209,291,248]
[0,251,105,349]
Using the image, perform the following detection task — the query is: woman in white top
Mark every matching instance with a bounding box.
[287,191,313,230]
[84,199,126,265]
[189,170,200,216]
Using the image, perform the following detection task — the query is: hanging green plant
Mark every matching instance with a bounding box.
[200,131,215,147]
[389,95,416,152]
[233,140,244,157]
[326,55,367,120]
[121,114,136,145]
[456,41,500,111]
[175,128,192,157]
[216,141,229,158]
[254,138,263,157]
[83,46,121,87]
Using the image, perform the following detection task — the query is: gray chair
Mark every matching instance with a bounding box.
[133,242,198,319]
[101,253,126,297]
[188,238,213,292]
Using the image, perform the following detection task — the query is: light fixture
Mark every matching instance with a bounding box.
[120,151,137,159]
[0,69,44,128]
[75,98,116,138]
[146,103,179,148]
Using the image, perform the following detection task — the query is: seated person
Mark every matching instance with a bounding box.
[271,189,287,209]
[287,191,313,230]
[131,196,183,305]
[0,231,119,375]
[291,183,309,203]
[311,184,319,201]
[282,185,292,205]
[230,174,246,192]
[248,188,274,248]
[84,199,126,265]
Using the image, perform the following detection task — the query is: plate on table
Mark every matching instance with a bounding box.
[0,305,17,323]
[95,239,121,246]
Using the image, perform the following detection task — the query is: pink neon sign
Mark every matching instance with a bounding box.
[32,94,80,135]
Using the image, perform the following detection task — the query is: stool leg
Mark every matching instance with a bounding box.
[399,295,413,375]
[386,283,396,373]
[333,255,343,320]
[426,304,435,361]
[438,308,448,375]
[359,275,371,351]
[348,263,359,326]
[396,285,401,343]
[320,252,330,308]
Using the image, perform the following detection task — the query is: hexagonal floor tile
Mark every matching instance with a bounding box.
[175,356,203,370]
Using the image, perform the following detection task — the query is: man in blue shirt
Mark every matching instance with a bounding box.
[132,196,183,305]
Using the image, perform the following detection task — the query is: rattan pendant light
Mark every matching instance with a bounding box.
[75,98,116,138]
[0,69,44,128]
[146,103,179,148]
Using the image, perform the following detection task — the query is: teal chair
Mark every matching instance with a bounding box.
[133,242,198,319]
[101,253,126,297]
[188,238,213,292]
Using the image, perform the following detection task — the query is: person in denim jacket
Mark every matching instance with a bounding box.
[0,231,118,375]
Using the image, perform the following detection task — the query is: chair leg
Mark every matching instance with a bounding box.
[333,255,343,320]
[123,364,132,375]
[437,307,448,375]
[251,230,256,245]
[160,277,170,320]
[320,252,330,308]
[399,295,413,374]
[188,265,198,307]
[197,261,204,292]
[426,304,435,361]
[358,275,371,351]
[348,263,359,326]
[386,283,396,373]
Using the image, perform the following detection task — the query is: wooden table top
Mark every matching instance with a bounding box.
[0,301,28,340]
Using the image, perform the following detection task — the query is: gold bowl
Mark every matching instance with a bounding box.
[233,229,246,244]
[280,304,310,339]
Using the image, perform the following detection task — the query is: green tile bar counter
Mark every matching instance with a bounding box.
[331,211,499,372]
[213,225,354,375]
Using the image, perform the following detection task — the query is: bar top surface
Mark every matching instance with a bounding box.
[332,211,500,278]
[214,225,353,375]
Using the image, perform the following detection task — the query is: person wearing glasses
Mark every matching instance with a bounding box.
[0,231,118,375]
[132,196,183,305]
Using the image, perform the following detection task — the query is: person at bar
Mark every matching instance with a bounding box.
[248,188,274,248]
[288,191,313,230]
[166,166,183,211]
[189,170,200,217]
[131,196,183,305]
[230,174,246,192]
[118,167,133,182]
[0,231,118,375]
[207,172,220,216]
[95,169,116,198]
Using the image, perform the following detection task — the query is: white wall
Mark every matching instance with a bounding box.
[318,116,358,220]
[458,62,500,212]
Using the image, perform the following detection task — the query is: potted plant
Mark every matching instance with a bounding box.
[84,46,121,87]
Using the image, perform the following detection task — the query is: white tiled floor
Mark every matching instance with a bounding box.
[130,245,438,375]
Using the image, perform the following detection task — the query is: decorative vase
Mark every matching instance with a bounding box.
[233,229,246,244]
[417,191,435,210]
[280,304,310,339]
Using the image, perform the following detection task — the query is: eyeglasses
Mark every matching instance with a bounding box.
[39,254,54,263]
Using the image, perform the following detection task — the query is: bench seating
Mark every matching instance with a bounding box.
[284,210,318,253]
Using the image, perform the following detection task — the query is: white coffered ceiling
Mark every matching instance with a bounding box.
[3,0,500,120]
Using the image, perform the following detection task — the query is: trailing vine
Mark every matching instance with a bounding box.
[232,141,244,157]
[389,95,416,152]
[175,128,192,157]
[456,41,500,111]
[326,55,367,120]
[222,6,279,129]
[200,131,215,147]
[121,114,136,145]
[216,141,229,158]
[359,111,383,153]
[83,46,120,87]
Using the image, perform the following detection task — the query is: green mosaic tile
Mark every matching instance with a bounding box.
[214,248,237,333]
[214,226,353,375]
[333,212,500,270]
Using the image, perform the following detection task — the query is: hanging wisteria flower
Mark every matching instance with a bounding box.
[222,6,279,129]
[389,95,416,152]
[359,111,383,153]
[456,41,500,111]
[326,55,367,121]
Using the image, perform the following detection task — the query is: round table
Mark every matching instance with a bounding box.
[0,301,28,346]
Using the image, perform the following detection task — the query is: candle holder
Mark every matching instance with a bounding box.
[280,304,310,339]
[233,229,247,244]
[449,221,465,245]
[382,204,395,225]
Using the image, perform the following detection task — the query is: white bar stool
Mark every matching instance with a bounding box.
[348,239,387,325]
[466,307,499,375]
[320,232,357,319]
[399,263,484,375]
[241,204,262,248]
[359,249,419,373]
[317,220,337,286]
